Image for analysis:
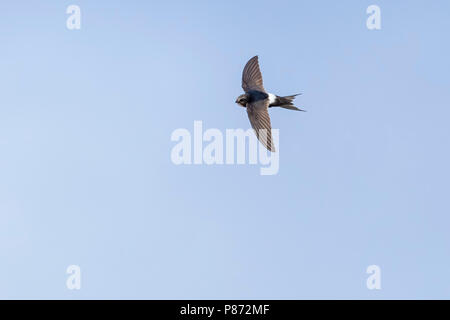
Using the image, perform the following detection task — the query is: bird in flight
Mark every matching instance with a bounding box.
[235,55,304,152]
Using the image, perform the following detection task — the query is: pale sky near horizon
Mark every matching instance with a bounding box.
[1,1,450,299]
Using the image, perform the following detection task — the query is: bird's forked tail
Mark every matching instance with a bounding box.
[275,94,305,111]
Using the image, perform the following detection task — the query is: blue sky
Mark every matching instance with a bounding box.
[1,0,450,299]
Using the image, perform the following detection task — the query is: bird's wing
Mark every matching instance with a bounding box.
[246,100,275,152]
[242,56,265,93]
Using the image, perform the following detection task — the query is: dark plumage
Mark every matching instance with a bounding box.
[235,56,304,152]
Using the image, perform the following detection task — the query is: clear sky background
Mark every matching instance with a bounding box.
[1,0,450,299]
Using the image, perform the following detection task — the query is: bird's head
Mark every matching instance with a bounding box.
[235,94,248,107]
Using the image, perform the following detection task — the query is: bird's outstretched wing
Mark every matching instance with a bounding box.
[242,56,265,93]
[247,100,275,152]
